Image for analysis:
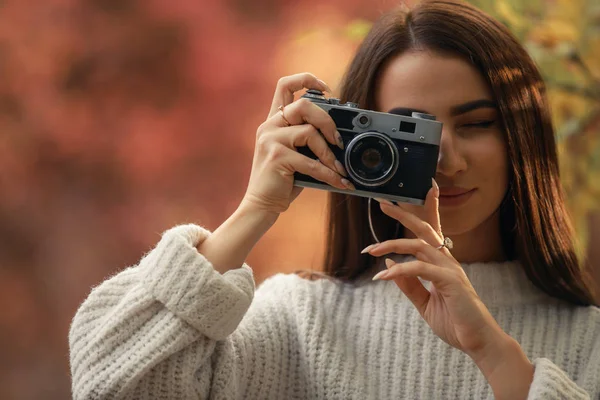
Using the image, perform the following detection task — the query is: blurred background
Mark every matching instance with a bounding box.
[0,0,598,398]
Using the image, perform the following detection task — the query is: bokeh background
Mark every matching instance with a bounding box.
[0,0,599,398]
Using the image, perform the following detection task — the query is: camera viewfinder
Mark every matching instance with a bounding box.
[399,121,416,133]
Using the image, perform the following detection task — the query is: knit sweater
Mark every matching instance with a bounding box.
[69,224,600,399]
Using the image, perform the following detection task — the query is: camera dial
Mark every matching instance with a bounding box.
[303,89,327,103]
[411,112,436,120]
[344,132,400,187]
[354,113,371,129]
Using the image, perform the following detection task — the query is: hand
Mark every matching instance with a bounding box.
[363,181,507,360]
[240,73,354,216]
[366,185,535,399]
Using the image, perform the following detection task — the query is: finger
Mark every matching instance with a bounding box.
[272,124,347,178]
[363,238,451,266]
[268,73,332,118]
[425,178,442,237]
[384,259,431,317]
[392,276,431,314]
[280,98,341,150]
[377,259,456,288]
[377,201,442,246]
[284,148,354,191]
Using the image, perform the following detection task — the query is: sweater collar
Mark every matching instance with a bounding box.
[373,254,559,307]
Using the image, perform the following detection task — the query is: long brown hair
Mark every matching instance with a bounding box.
[301,0,597,305]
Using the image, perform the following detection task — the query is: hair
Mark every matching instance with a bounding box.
[295,0,597,306]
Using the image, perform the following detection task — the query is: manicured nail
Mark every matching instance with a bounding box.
[385,258,396,269]
[334,160,347,177]
[373,197,394,206]
[335,132,344,150]
[431,178,439,197]
[372,270,390,281]
[318,79,333,93]
[361,244,378,254]
[341,178,356,190]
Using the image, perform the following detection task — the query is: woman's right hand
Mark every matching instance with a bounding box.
[241,72,355,216]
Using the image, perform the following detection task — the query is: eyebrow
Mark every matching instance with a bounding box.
[387,99,497,117]
[450,99,497,116]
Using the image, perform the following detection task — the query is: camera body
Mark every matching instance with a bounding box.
[293,90,443,205]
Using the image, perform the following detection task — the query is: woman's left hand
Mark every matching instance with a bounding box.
[365,184,535,398]
[363,181,507,361]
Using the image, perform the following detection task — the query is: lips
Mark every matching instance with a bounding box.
[437,187,476,208]
[438,187,474,196]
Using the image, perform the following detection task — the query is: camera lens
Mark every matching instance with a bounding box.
[361,148,381,169]
[344,132,399,187]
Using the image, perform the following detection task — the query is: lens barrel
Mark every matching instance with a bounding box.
[344,132,399,187]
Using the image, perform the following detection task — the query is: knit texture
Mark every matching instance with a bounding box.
[69,224,600,399]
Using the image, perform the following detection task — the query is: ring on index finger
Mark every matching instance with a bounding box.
[278,105,291,126]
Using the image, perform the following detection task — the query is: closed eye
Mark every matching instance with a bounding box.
[462,120,495,128]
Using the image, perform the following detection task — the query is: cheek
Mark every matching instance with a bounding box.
[467,135,508,194]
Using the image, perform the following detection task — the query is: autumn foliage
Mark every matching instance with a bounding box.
[0,0,598,399]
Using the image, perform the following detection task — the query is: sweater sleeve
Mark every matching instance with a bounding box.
[68,224,256,400]
[526,308,600,400]
[527,358,593,399]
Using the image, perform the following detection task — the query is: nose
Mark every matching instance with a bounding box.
[436,128,467,178]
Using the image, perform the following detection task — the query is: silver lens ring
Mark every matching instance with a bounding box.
[344,132,399,187]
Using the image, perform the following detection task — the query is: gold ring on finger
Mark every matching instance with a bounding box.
[278,105,291,126]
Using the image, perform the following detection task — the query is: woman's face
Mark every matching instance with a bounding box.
[375,50,508,236]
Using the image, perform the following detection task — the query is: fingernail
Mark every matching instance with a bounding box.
[335,132,344,150]
[318,79,333,93]
[431,178,439,197]
[341,178,356,190]
[334,160,347,177]
[385,258,395,269]
[373,197,394,206]
[361,243,378,254]
[372,270,390,281]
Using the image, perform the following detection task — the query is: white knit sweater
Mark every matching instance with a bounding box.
[69,224,600,399]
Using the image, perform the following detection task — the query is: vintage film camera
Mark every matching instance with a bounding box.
[293,90,442,205]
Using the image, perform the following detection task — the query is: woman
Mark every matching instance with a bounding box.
[69,1,600,399]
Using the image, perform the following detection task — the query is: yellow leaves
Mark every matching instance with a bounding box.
[486,0,600,255]
[552,0,586,21]
[491,0,582,51]
[586,37,600,75]
[560,108,600,259]
[343,19,372,42]
[548,90,588,132]
[528,19,579,49]
[291,19,371,45]
[494,0,526,29]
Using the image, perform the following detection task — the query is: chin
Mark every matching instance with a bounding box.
[438,213,477,236]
